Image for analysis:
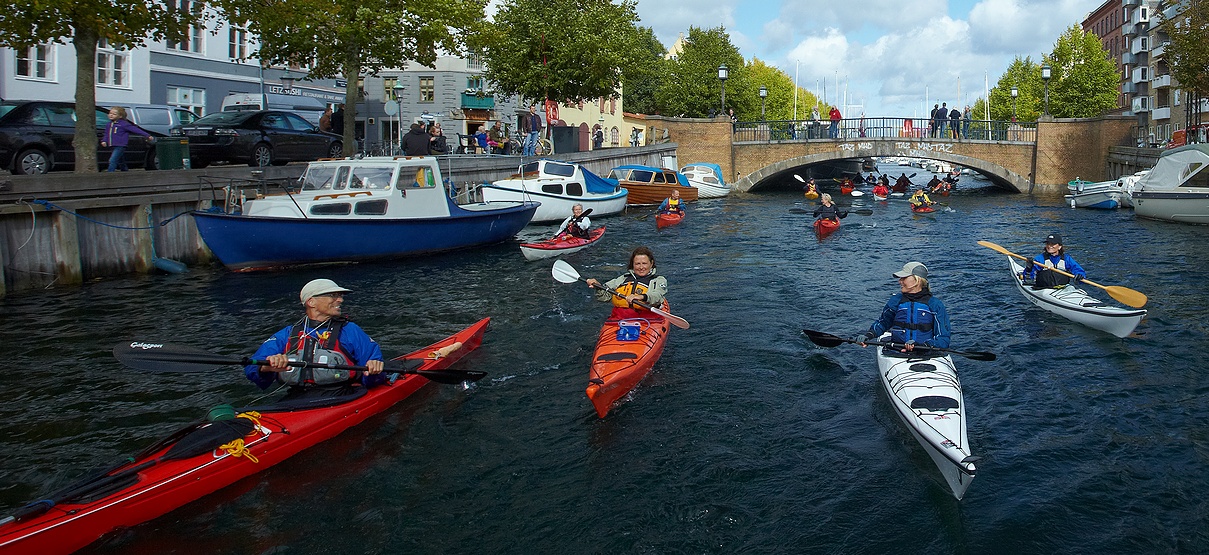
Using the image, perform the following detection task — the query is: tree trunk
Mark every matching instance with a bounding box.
[73,26,99,173]
[341,50,360,157]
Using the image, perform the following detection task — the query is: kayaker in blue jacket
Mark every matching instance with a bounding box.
[1021,233,1086,289]
[855,261,951,352]
[245,279,385,390]
[657,189,685,215]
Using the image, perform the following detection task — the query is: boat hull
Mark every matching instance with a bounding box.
[586,304,672,418]
[1131,191,1209,224]
[519,226,606,261]
[655,212,684,229]
[876,343,976,500]
[480,183,627,223]
[685,179,730,198]
[192,203,538,271]
[620,184,699,205]
[1065,190,1122,209]
[0,319,490,555]
[1008,258,1145,337]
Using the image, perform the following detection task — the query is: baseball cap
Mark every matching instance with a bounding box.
[1044,233,1063,245]
[300,279,351,303]
[892,262,929,279]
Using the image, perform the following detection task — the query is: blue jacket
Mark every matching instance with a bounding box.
[868,291,951,349]
[1021,253,1085,281]
[244,320,384,389]
[104,119,151,147]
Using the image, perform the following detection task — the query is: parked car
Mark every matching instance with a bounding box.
[174,110,342,168]
[106,103,200,136]
[0,100,162,175]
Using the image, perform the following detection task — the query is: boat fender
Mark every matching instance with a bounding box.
[616,319,646,341]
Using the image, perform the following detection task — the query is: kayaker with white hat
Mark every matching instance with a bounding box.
[854,261,951,352]
[244,278,386,390]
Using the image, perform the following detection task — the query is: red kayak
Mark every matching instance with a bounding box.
[655,211,684,229]
[586,304,672,418]
[911,204,937,214]
[519,226,606,261]
[813,217,841,238]
[0,319,490,555]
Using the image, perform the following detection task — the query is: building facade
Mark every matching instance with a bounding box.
[1083,0,1129,113]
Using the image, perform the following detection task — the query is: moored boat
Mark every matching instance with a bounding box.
[586,304,672,418]
[655,212,684,229]
[1129,144,1209,224]
[481,159,628,223]
[0,319,490,555]
[1007,258,1145,337]
[192,157,538,271]
[1064,189,1122,209]
[813,217,840,238]
[680,162,731,198]
[876,340,977,500]
[606,165,699,205]
[519,226,606,261]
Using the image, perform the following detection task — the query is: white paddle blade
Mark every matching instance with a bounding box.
[551,260,581,284]
[793,174,805,182]
[850,190,865,197]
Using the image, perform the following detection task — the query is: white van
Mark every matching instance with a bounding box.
[105,104,201,136]
[220,93,328,126]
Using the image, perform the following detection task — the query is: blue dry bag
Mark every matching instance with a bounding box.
[616,320,643,341]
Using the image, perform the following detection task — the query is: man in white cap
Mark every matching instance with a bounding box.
[854,261,951,352]
[244,278,385,390]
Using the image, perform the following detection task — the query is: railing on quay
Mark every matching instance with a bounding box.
[732,117,1037,143]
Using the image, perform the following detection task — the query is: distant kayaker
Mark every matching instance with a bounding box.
[803,177,819,198]
[585,246,667,315]
[909,188,934,209]
[855,262,951,352]
[658,189,685,215]
[893,173,912,193]
[555,203,592,239]
[244,279,386,392]
[1020,233,1086,289]
[812,193,847,222]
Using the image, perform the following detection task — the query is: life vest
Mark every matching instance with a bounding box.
[890,298,936,344]
[277,318,355,386]
[567,219,588,238]
[1033,256,1071,288]
[611,272,656,308]
[665,198,682,212]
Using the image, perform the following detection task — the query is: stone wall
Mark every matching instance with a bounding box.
[1032,116,1135,194]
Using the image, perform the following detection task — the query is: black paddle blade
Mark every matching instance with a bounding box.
[801,329,847,348]
[114,341,246,372]
[414,368,488,384]
[853,209,874,216]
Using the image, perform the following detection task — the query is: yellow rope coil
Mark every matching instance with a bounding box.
[217,411,265,463]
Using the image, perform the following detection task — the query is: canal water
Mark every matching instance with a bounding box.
[2,165,1208,554]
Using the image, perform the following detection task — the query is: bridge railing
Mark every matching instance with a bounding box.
[733,117,1036,143]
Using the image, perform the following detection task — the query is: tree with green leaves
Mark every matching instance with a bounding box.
[743,59,819,122]
[0,1,204,173]
[1045,25,1120,118]
[217,0,485,155]
[989,56,1042,122]
[477,0,642,106]
[1161,0,1209,124]
[619,26,666,115]
[655,26,746,118]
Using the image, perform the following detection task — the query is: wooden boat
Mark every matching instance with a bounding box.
[518,226,606,261]
[481,159,628,223]
[0,319,490,555]
[1007,258,1145,337]
[876,340,977,500]
[680,162,731,198]
[191,157,538,271]
[606,165,699,205]
[813,218,840,238]
[586,304,672,417]
[655,212,684,229]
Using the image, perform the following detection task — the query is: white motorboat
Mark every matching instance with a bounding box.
[1116,170,1149,208]
[481,159,629,224]
[1129,144,1209,224]
[680,162,731,198]
[1007,258,1146,338]
[876,340,977,500]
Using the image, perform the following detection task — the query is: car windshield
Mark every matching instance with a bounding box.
[0,104,17,119]
[192,112,253,125]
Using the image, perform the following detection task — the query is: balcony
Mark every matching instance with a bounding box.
[1132,98,1150,113]
[1121,52,1136,65]
[1152,106,1171,120]
[1123,0,1140,5]
[1122,81,1137,94]
[1152,42,1167,58]
[460,92,495,110]
[1123,23,1139,36]
[1152,74,1172,88]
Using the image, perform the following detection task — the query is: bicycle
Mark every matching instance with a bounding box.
[512,131,553,156]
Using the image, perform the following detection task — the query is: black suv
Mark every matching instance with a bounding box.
[175,110,343,168]
[0,100,163,175]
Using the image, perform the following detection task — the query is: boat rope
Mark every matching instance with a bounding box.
[217,412,266,463]
[27,199,192,230]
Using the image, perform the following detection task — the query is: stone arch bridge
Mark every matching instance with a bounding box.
[643,115,1136,195]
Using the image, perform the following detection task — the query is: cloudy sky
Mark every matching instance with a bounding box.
[632,0,1106,117]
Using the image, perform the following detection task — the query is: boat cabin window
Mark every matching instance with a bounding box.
[354,199,388,215]
[630,170,654,182]
[653,172,666,183]
[349,166,394,190]
[1184,163,1208,188]
[332,167,349,190]
[606,169,628,180]
[521,162,540,175]
[662,171,679,184]
[301,166,338,191]
[566,182,584,196]
[401,166,437,188]
[541,184,563,195]
[310,203,352,216]
[545,162,575,177]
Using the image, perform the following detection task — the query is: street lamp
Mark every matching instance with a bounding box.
[280,71,295,94]
[759,85,768,121]
[718,64,729,114]
[1010,86,1018,122]
[393,82,405,151]
[1041,64,1052,116]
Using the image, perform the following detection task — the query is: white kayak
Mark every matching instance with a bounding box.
[1007,258,1146,338]
[876,340,978,500]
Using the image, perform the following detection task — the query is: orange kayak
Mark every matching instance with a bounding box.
[814,218,840,238]
[804,191,819,200]
[911,204,936,214]
[655,212,684,229]
[586,304,672,417]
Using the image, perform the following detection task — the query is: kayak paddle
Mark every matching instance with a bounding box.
[790,208,873,216]
[112,341,486,384]
[976,240,1147,308]
[551,259,690,329]
[801,329,997,362]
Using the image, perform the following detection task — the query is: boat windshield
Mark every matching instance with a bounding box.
[349,166,396,190]
[544,162,575,177]
[606,169,628,180]
[520,162,540,175]
[301,166,339,191]
[629,170,654,182]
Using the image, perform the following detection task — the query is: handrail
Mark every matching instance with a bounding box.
[732,117,1037,143]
